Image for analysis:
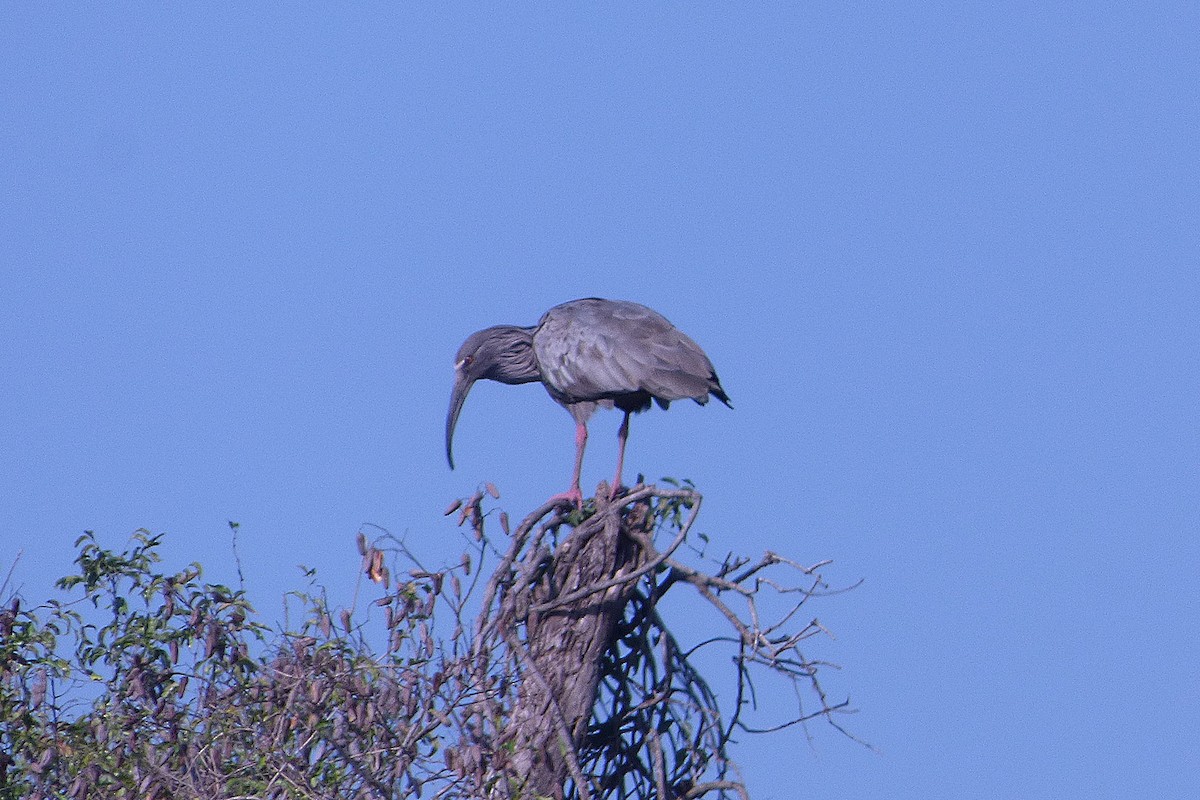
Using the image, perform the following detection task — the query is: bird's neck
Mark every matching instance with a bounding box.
[487,325,541,385]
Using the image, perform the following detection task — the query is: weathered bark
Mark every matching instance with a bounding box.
[504,493,650,799]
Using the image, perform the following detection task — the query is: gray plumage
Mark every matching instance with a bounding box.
[446,298,731,503]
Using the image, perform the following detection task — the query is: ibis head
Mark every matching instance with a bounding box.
[445,325,540,469]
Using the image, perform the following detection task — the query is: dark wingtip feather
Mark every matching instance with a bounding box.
[711,374,733,409]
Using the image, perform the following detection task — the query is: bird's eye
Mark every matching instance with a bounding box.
[463,355,474,368]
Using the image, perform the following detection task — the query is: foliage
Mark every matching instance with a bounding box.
[0,484,853,800]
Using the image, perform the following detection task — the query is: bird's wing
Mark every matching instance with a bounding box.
[534,299,721,404]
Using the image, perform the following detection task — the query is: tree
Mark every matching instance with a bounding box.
[0,482,853,799]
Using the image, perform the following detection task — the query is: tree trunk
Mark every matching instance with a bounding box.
[504,495,649,799]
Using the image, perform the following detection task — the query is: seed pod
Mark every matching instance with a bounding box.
[205,624,218,658]
[31,669,47,708]
[367,550,387,584]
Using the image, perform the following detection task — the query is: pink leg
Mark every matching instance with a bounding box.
[549,422,588,507]
[611,411,631,499]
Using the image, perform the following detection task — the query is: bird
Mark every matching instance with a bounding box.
[446,298,731,506]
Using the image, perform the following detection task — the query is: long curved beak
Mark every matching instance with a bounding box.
[445,370,476,470]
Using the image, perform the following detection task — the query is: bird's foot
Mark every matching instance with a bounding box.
[548,487,585,509]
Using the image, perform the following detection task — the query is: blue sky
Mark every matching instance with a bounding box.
[2,4,1197,798]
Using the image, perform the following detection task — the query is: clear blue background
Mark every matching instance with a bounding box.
[3,5,1197,798]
